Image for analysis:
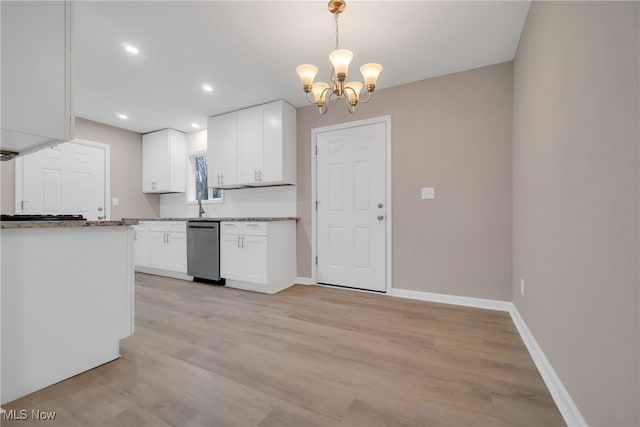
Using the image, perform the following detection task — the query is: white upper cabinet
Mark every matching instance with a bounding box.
[142,129,186,193]
[207,111,238,188]
[237,100,296,186]
[208,100,296,189]
[1,0,74,156]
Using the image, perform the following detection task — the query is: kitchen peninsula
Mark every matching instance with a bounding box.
[1,219,137,404]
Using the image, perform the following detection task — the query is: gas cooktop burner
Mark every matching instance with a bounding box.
[0,214,87,221]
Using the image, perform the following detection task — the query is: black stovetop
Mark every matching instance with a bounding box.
[1,214,87,221]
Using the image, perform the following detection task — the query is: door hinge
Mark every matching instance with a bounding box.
[315,200,319,210]
[315,256,318,265]
[315,145,318,155]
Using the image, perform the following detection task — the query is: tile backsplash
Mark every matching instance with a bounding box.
[160,185,296,218]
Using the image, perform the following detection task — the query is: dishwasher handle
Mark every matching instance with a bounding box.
[187,223,219,229]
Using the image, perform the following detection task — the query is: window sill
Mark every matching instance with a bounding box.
[186,199,224,205]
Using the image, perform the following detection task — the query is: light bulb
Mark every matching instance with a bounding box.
[360,63,383,91]
[344,82,363,105]
[296,64,319,90]
[311,82,330,104]
[329,49,353,80]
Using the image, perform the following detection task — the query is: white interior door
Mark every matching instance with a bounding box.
[18,141,107,220]
[65,143,106,220]
[21,145,64,213]
[316,122,387,292]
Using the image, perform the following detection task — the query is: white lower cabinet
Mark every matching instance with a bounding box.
[220,221,296,294]
[133,225,150,266]
[134,221,190,280]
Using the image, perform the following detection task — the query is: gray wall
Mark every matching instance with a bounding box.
[0,118,160,219]
[75,118,160,220]
[512,2,639,425]
[297,62,513,300]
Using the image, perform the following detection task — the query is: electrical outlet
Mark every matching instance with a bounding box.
[520,278,525,296]
[112,197,119,206]
[421,187,435,200]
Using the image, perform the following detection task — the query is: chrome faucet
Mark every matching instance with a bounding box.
[198,192,205,218]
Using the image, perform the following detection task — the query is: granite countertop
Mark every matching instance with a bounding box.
[127,217,299,222]
[1,220,139,229]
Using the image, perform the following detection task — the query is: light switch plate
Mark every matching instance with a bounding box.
[112,197,119,206]
[421,187,435,200]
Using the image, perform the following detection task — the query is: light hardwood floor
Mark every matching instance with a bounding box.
[2,273,564,426]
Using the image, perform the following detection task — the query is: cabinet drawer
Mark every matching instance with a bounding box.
[221,221,267,236]
[221,221,244,235]
[133,223,149,232]
[243,222,267,236]
[148,221,186,233]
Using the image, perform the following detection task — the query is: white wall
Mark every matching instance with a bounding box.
[159,129,297,219]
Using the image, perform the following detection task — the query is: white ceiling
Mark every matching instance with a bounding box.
[74,1,531,134]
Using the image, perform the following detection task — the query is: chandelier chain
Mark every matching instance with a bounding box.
[334,12,340,50]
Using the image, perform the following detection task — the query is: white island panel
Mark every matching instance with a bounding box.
[1,225,134,404]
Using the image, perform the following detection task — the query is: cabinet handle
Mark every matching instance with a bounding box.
[242,236,245,248]
[259,170,262,181]
[134,232,137,241]
[237,235,241,248]
[254,170,257,182]
[217,174,220,185]
[221,174,224,185]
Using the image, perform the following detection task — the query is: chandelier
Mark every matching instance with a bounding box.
[296,0,382,114]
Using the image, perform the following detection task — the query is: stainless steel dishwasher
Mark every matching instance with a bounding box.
[187,220,221,282]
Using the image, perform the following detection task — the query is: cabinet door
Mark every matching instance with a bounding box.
[208,112,238,187]
[237,107,264,185]
[243,235,268,284]
[167,130,186,193]
[260,102,284,184]
[155,131,170,192]
[165,232,187,273]
[149,232,169,269]
[142,132,159,192]
[1,0,73,153]
[221,233,243,280]
[133,230,150,267]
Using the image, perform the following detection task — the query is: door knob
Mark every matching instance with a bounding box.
[98,216,104,220]
[377,215,384,220]
[98,207,103,211]
[377,203,383,208]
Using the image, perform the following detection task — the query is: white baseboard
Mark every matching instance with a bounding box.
[135,266,193,282]
[509,306,587,427]
[295,276,313,285]
[389,288,512,312]
[388,287,587,426]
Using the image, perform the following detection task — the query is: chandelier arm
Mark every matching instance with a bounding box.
[305,91,318,105]
[320,86,333,103]
[319,90,332,115]
[358,90,373,104]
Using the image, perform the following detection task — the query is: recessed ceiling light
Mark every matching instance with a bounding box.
[202,84,213,92]
[191,123,200,129]
[116,113,128,119]
[123,43,139,55]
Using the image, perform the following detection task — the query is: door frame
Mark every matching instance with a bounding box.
[15,138,111,220]
[311,115,392,293]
